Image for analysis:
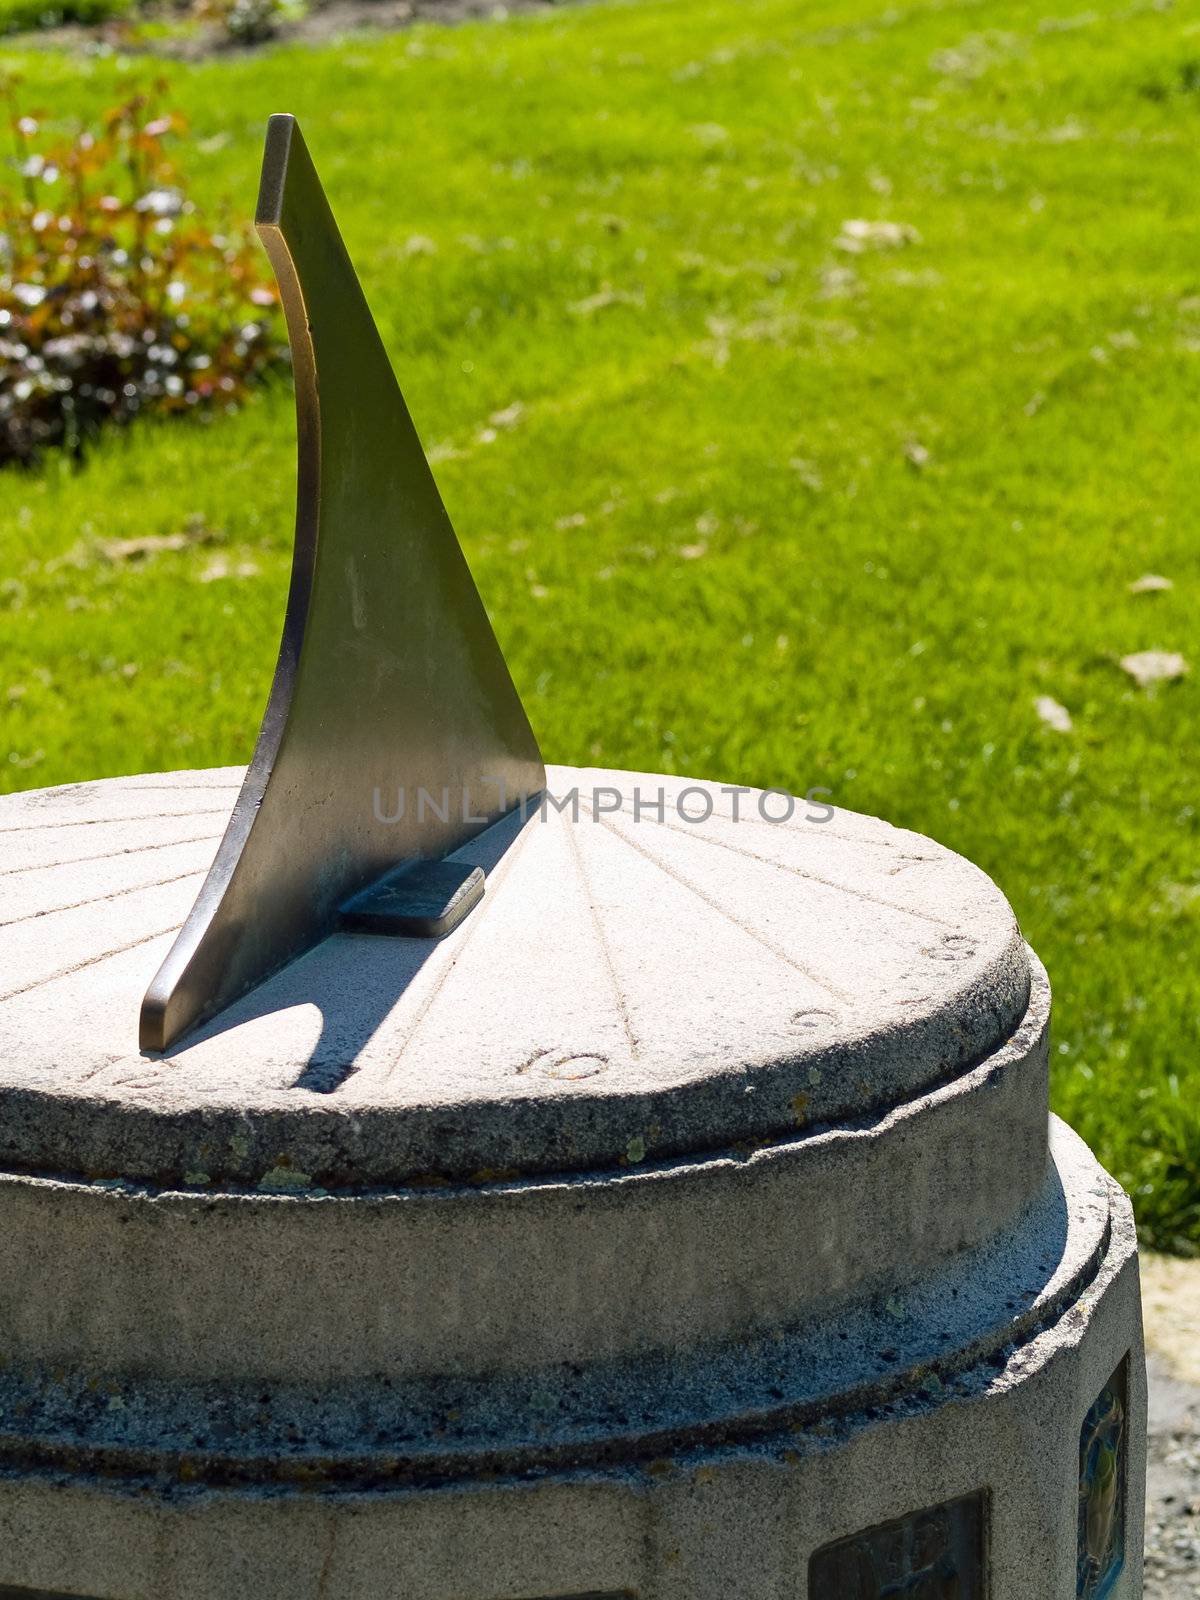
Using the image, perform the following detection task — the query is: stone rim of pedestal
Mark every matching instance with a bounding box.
[0,952,1051,1390]
[0,1116,1113,1489]
[0,765,1030,1190]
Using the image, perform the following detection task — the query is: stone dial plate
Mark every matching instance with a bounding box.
[0,765,1029,1187]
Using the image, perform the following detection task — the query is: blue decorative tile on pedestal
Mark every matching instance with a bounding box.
[1077,1357,1128,1600]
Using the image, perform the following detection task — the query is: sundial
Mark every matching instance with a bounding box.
[139,114,544,1051]
[0,116,1144,1600]
[0,114,1037,1188]
[105,111,1028,1114]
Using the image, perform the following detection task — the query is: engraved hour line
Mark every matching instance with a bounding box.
[611,796,921,857]
[0,808,233,833]
[347,812,543,1093]
[608,804,954,929]
[0,868,208,930]
[564,806,641,1063]
[1,832,225,877]
[0,923,182,1006]
[579,801,853,1005]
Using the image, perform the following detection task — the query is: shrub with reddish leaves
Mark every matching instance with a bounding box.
[0,83,287,465]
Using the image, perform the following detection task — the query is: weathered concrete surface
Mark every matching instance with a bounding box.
[0,766,1146,1599]
[0,969,1050,1383]
[0,1122,1144,1599]
[0,766,1029,1186]
[0,1115,1103,1482]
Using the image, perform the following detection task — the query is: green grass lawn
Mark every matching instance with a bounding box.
[2,0,1199,1247]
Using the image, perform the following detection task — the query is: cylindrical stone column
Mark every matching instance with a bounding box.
[0,765,1144,1600]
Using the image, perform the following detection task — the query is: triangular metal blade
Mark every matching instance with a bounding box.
[140,115,545,1051]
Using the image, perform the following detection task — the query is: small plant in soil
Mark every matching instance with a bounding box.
[0,81,287,466]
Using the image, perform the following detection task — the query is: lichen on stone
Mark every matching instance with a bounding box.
[257,1164,316,1194]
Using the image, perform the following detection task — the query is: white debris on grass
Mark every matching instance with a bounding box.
[835,219,920,253]
[1035,695,1073,733]
[1120,651,1188,688]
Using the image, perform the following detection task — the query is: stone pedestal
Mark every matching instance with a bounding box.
[0,765,1144,1599]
